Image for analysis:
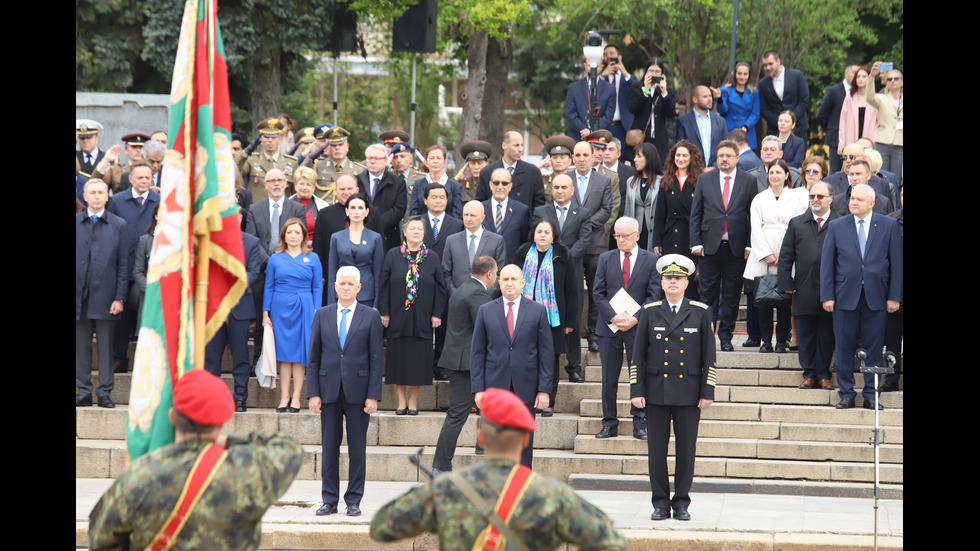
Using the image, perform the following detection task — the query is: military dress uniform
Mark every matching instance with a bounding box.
[630,297,716,515]
[370,458,625,551]
[237,149,299,202]
[458,140,493,204]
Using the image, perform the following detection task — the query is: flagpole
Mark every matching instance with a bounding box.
[195,235,211,370]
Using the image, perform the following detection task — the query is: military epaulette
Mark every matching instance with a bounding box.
[284,154,297,161]
[351,160,367,170]
[644,301,663,309]
[690,300,710,310]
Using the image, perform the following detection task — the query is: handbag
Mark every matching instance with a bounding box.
[626,90,659,147]
[256,326,278,388]
[753,273,791,309]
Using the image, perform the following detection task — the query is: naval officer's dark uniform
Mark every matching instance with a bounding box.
[630,298,716,514]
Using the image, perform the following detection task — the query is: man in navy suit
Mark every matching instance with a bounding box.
[76,179,129,408]
[690,141,757,351]
[107,161,161,372]
[600,45,635,150]
[593,217,662,439]
[482,168,531,264]
[676,86,728,166]
[566,61,616,141]
[820,184,902,410]
[204,225,267,412]
[471,264,554,468]
[421,183,464,259]
[308,266,384,516]
[759,51,810,139]
[475,132,545,209]
[729,129,762,171]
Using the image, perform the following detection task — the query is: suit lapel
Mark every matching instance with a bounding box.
[845,215,863,258]
[326,304,340,348]
[666,299,692,334]
[342,304,364,351]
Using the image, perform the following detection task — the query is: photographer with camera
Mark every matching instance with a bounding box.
[600,45,635,155]
[627,57,677,161]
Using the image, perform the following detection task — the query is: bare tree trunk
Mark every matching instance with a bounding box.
[456,30,488,165]
[481,35,512,160]
[251,44,281,128]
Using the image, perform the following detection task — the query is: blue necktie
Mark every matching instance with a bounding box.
[858,220,867,259]
[432,217,440,240]
[578,175,587,203]
[339,308,350,348]
[90,215,98,224]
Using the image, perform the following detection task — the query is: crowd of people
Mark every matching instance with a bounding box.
[77,45,902,533]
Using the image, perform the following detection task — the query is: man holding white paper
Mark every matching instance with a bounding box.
[592,217,662,440]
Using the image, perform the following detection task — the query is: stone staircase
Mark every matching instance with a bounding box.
[76,342,903,500]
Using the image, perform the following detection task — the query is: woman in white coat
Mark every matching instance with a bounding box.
[744,159,808,353]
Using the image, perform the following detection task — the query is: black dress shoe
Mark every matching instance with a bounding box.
[673,508,691,521]
[76,394,92,407]
[276,405,288,413]
[346,504,362,516]
[650,507,670,521]
[113,360,128,374]
[474,443,484,455]
[742,338,761,347]
[595,426,618,439]
[566,367,585,383]
[587,334,599,352]
[315,503,337,516]
[98,396,115,409]
[863,400,883,410]
[774,343,787,353]
[878,381,900,392]
[759,342,774,353]
[235,399,247,413]
[408,409,419,416]
[395,408,407,415]
[835,397,855,409]
[633,427,648,440]
[541,408,554,417]
[720,342,734,352]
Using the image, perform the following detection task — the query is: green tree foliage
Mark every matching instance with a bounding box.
[76,0,149,91]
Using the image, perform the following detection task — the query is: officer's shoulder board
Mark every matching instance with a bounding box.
[690,300,710,310]
[284,154,298,162]
[351,160,367,170]
[644,301,663,309]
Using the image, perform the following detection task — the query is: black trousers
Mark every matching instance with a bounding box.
[599,331,645,430]
[698,243,746,344]
[432,370,475,471]
[883,309,903,387]
[320,385,370,506]
[583,253,599,335]
[646,403,701,511]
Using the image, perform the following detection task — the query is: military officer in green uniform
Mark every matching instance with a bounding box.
[541,135,575,205]
[370,387,625,551]
[630,254,716,522]
[92,133,150,192]
[454,140,493,204]
[380,129,410,154]
[89,369,302,550]
[299,124,364,204]
[236,117,299,202]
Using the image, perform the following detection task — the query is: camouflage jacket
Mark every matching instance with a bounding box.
[370,458,625,551]
[89,432,302,551]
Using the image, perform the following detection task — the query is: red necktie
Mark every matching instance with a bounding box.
[722,176,731,234]
[506,302,515,339]
[817,217,823,230]
[622,251,631,288]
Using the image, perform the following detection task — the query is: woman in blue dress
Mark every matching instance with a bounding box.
[327,194,384,306]
[714,61,761,149]
[263,217,322,412]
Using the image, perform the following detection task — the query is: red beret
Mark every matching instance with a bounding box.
[173,369,234,425]
[480,388,536,431]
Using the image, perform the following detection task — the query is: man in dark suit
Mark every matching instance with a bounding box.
[471,264,554,468]
[593,217,662,439]
[571,141,614,351]
[745,135,803,193]
[358,143,407,250]
[308,266,384,516]
[826,143,896,206]
[421,183,464,377]
[820,184,903,410]
[312,174,361,299]
[76,119,105,179]
[475,131,545,209]
[817,65,858,173]
[107,161,161,372]
[676,86,728,166]
[432,256,498,474]
[246,168,305,360]
[566,62,616,141]
[600,45,636,152]
[729,129,762,171]
[76,179,129,408]
[443,201,507,293]
[630,254,715,522]
[204,227,267,412]
[830,160,894,217]
[778,182,837,390]
[533,174,591,383]
[482,168,531,264]
[690,140,757,351]
[759,51,810,138]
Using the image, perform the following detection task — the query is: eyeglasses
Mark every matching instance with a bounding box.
[808,194,828,200]
[886,77,901,82]
[491,180,511,186]
[613,232,638,240]
[842,155,860,161]
[365,156,386,161]
[804,169,822,175]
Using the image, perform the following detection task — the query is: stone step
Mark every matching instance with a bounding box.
[566,474,904,499]
[574,418,901,444]
[579,399,904,422]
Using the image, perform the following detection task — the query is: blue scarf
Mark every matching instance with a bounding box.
[521,245,561,327]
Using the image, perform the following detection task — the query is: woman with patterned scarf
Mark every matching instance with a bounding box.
[379,216,448,414]
[514,219,580,416]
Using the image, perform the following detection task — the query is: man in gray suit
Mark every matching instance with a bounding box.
[442,200,507,293]
[245,168,305,361]
[533,174,591,382]
[432,256,498,474]
[76,179,129,408]
[745,136,803,193]
[570,141,613,351]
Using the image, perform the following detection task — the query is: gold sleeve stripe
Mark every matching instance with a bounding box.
[706,366,717,387]
[629,364,638,384]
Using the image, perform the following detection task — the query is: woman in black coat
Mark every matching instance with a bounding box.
[653,139,705,300]
[628,57,677,160]
[514,219,579,416]
[379,216,448,414]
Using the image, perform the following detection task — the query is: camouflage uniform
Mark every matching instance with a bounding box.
[236,150,300,202]
[89,432,302,550]
[301,156,365,204]
[370,458,625,551]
